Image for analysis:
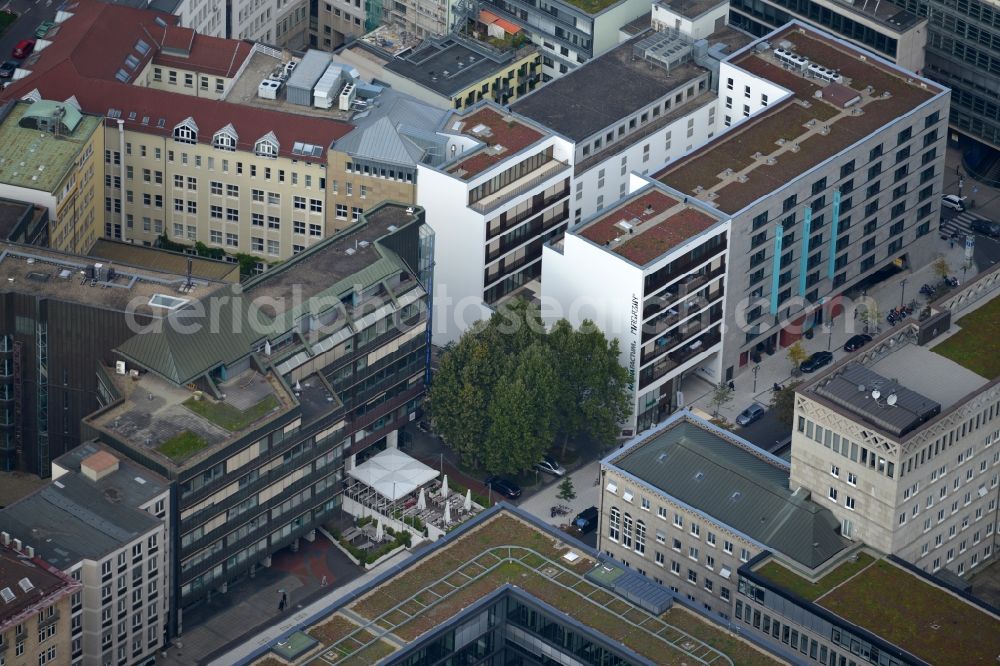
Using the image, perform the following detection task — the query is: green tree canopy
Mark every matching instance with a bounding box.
[428,299,630,473]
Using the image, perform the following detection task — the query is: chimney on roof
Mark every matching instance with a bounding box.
[0,533,8,547]
[24,546,33,558]
[81,451,119,482]
[12,539,21,552]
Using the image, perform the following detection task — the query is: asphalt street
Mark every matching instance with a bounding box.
[0,0,58,62]
[939,206,1000,270]
[733,408,789,453]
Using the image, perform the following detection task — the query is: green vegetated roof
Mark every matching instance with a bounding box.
[932,292,1000,380]
[305,510,783,666]
[817,559,1000,665]
[612,417,849,568]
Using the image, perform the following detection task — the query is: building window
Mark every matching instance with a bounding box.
[608,507,620,541]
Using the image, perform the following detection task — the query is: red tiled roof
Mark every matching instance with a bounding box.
[154,37,254,78]
[161,25,195,52]
[0,0,351,162]
[579,190,677,245]
[616,208,717,264]
[448,106,544,179]
[152,25,254,78]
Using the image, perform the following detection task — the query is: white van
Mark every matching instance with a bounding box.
[942,194,967,212]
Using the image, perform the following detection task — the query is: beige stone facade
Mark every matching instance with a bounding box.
[792,322,1000,580]
[105,131,331,262]
[599,464,752,619]
[327,149,416,233]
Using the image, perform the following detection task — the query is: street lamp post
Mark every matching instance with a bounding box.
[752,364,759,393]
[899,278,907,309]
[827,323,833,351]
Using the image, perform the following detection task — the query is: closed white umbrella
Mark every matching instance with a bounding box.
[464,488,472,512]
[416,487,426,511]
[441,475,449,500]
[375,518,384,542]
[443,501,452,524]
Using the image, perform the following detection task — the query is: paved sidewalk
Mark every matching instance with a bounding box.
[688,241,977,426]
[201,548,415,666]
[518,460,602,529]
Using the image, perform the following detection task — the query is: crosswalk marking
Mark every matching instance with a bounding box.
[939,211,984,238]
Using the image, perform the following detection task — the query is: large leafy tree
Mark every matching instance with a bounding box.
[482,343,558,474]
[429,299,630,473]
[548,319,630,456]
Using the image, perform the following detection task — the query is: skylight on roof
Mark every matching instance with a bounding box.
[107,108,121,119]
[128,111,136,121]
[124,54,140,70]
[149,294,189,310]
[156,118,165,128]
[0,587,14,603]
[17,577,33,593]
[135,39,150,55]
[114,69,131,83]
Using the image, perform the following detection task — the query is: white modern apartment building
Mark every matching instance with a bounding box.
[512,2,751,223]
[543,182,729,435]
[0,444,171,666]
[657,21,949,383]
[416,103,574,344]
[791,278,1000,579]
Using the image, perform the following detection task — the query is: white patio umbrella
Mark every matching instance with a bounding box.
[441,474,449,499]
[375,518,384,542]
[416,487,426,511]
[443,501,452,524]
[464,488,472,512]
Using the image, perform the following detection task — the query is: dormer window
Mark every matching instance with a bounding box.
[213,123,238,151]
[173,117,198,144]
[254,131,279,159]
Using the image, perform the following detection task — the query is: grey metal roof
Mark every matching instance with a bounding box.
[286,50,332,93]
[812,362,941,438]
[115,286,267,385]
[334,92,447,166]
[610,416,849,569]
[614,572,673,615]
[0,445,164,570]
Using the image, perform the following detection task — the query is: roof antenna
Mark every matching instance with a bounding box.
[185,257,193,291]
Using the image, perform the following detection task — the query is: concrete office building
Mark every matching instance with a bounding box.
[0,243,227,477]
[1,0,355,261]
[84,203,431,615]
[0,444,170,666]
[599,411,849,618]
[657,22,948,382]
[233,0,310,47]
[791,279,1000,579]
[0,543,78,666]
[416,103,573,344]
[477,0,652,78]
[736,549,1000,665]
[310,0,368,50]
[543,183,729,435]
[724,0,928,71]
[0,100,104,256]
[512,6,750,222]
[885,0,1000,161]
[341,33,542,110]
